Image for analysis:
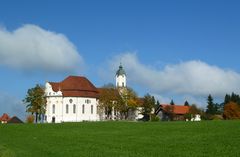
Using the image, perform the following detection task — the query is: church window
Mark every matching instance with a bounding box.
[85,99,91,104]
[66,104,69,114]
[69,99,73,103]
[52,104,55,114]
[73,104,76,114]
[82,105,85,114]
[122,82,124,87]
[91,105,93,114]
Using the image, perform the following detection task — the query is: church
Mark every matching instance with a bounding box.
[44,64,130,123]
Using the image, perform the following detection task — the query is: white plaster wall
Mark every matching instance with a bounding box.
[45,83,99,123]
[116,75,126,87]
[45,97,99,123]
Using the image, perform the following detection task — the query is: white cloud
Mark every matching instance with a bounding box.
[110,53,240,98]
[0,24,83,73]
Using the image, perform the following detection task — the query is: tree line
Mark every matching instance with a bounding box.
[205,93,240,120]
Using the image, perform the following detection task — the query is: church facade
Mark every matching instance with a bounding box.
[45,76,100,123]
[44,64,129,123]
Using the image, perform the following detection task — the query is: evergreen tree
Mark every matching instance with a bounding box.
[224,92,240,105]
[224,94,231,105]
[206,94,215,115]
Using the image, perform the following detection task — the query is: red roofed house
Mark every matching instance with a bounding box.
[45,76,100,123]
[156,104,190,121]
[0,113,10,123]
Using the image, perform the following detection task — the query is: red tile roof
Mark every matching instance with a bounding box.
[161,104,190,115]
[49,76,99,98]
[0,113,10,121]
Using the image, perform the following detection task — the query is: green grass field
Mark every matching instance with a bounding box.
[0,121,240,157]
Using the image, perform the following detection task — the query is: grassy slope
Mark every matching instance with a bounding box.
[0,121,240,157]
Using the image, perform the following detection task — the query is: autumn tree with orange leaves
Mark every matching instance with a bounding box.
[223,102,240,120]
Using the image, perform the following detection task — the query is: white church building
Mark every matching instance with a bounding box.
[44,64,128,123]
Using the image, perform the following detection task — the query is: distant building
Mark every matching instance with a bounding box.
[0,113,10,123]
[156,104,201,121]
[0,113,23,124]
[7,116,24,124]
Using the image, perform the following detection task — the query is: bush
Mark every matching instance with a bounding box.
[26,115,34,123]
[150,114,160,122]
[212,115,223,120]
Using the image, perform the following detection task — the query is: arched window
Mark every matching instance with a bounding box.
[82,105,85,114]
[91,105,93,114]
[66,104,69,114]
[73,104,76,114]
[52,104,55,114]
[122,82,124,87]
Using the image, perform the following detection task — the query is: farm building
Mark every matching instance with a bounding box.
[156,105,201,121]
[0,113,10,123]
[0,113,23,124]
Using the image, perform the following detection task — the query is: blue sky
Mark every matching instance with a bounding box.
[1,0,240,118]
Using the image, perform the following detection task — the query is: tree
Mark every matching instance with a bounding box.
[98,87,119,119]
[170,99,175,105]
[224,93,240,105]
[102,83,115,89]
[184,101,189,106]
[142,93,155,121]
[23,84,46,123]
[185,104,201,120]
[223,102,240,120]
[189,104,201,115]
[206,94,217,115]
[116,87,138,120]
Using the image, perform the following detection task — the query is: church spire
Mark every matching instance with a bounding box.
[116,63,126,87]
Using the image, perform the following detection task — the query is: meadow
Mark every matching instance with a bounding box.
[0,121,240,157]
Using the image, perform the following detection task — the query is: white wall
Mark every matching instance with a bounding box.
[116,75,126,87]
[45,83,99,123]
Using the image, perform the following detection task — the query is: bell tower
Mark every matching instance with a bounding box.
[116,63,126,88]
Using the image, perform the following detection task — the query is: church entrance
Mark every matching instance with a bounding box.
[52,117,55,123]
